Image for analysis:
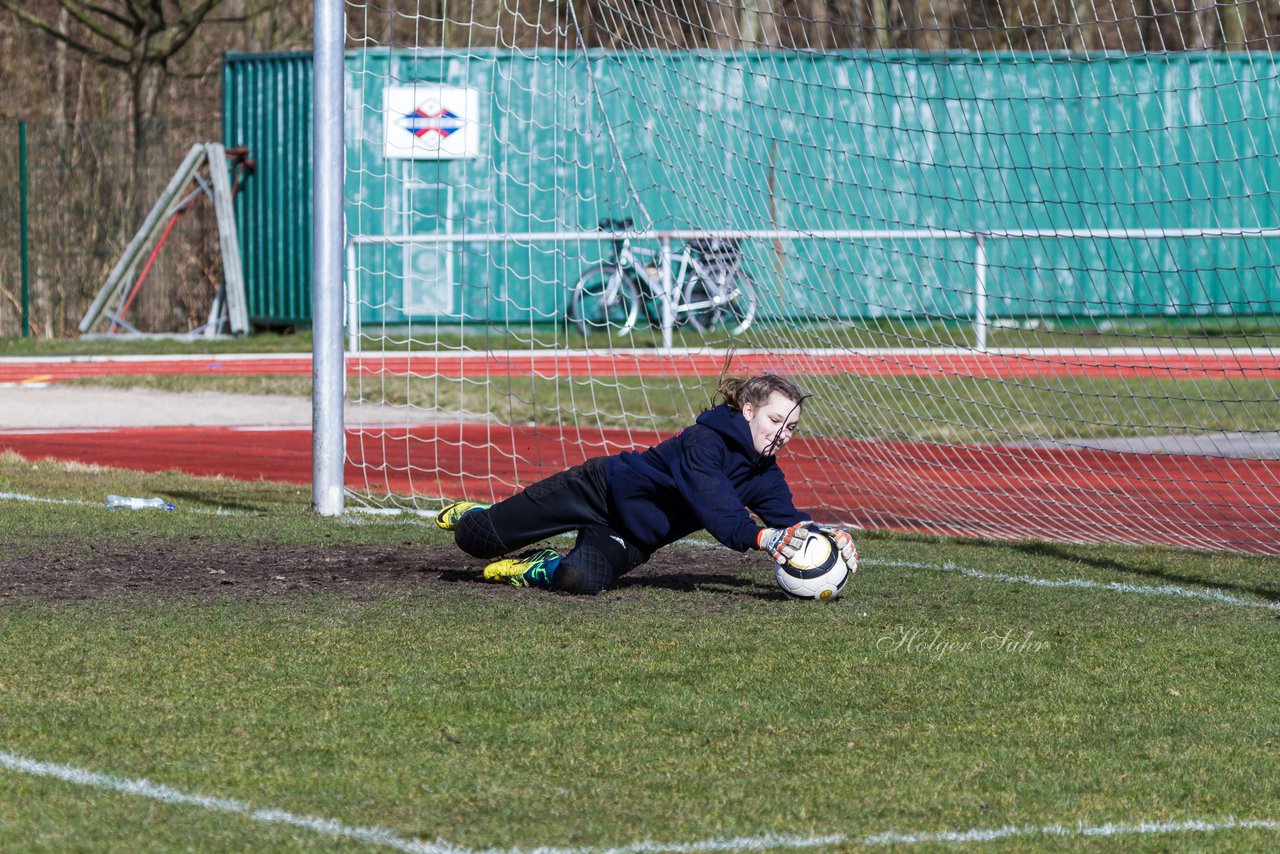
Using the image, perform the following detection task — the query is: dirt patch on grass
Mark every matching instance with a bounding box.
[0,539,781,604]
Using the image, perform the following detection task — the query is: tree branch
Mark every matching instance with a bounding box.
[140,0,226,61]
[0,0,130,65]
[51,0,136,50]
[82,1,135,30]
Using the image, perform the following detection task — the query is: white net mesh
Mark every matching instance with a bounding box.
[340,1,1280,554]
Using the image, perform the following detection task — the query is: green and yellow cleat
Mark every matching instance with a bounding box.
[435,500,489,531]
[482,548,561,589]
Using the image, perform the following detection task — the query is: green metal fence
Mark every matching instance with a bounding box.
[0,119,221,338]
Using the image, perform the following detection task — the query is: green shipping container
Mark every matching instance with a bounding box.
[223,49,1280,327]
[223,52,314,326]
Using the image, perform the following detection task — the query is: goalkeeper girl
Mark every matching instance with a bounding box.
[436,373,858,594]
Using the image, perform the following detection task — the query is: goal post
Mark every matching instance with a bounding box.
[312,0,345,516]
[314,2,1280,554]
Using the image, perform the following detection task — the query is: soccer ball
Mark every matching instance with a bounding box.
[774,530,849,601]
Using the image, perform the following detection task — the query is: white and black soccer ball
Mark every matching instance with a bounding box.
[774,530,849,601]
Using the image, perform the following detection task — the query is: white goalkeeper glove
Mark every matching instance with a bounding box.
[821,527,859,573]
[756,520,813,565]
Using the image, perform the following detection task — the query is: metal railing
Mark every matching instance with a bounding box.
[345,226,1280,352]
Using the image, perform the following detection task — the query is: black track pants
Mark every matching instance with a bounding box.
[454,456,648,594]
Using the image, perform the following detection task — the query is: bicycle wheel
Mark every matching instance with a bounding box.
[568,265,641,337]
[683,272,758,335]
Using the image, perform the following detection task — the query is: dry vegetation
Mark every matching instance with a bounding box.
[0,0,311,337]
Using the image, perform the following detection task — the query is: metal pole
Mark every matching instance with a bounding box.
[659,234,674,350]
[974,234,988,352]
[19,121,30,338]
[345,242,360,354]
[312,0,345,516]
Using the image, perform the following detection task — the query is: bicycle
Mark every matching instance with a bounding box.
[568,218,758,337]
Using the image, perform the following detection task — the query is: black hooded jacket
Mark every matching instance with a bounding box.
[602,402,809,553]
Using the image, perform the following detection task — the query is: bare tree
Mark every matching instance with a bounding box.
[0,0,228,161]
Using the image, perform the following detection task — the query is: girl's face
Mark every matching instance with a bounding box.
[741,391,802,456]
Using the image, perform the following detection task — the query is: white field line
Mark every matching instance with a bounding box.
[672,537,1280,613]
[353,506,438,519]
[865,557,1280,612]
[853,818,1279,847]
[0,751,439,853]
[0,353,313,365]
[0,427,116,435]
[0,493,474,528]
[2,346,1278,364]
[0,490,91,506]
[0,750,1274,853]
[0,491,248,516]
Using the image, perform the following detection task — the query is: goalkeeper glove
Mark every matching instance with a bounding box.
[756,520,813,565]
[816,526,859,572]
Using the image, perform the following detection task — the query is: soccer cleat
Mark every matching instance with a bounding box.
[435,500,489,531]
[482,548,561,589]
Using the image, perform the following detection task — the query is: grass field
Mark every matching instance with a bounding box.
[1,453,1277,852]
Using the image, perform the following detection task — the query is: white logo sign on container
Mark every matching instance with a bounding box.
[384,85,480,159]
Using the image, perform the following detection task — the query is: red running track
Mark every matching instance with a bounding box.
[3,424,1278,555]
[2,348,1280,383]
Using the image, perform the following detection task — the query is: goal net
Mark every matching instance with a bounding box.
[335,2,1280,555]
